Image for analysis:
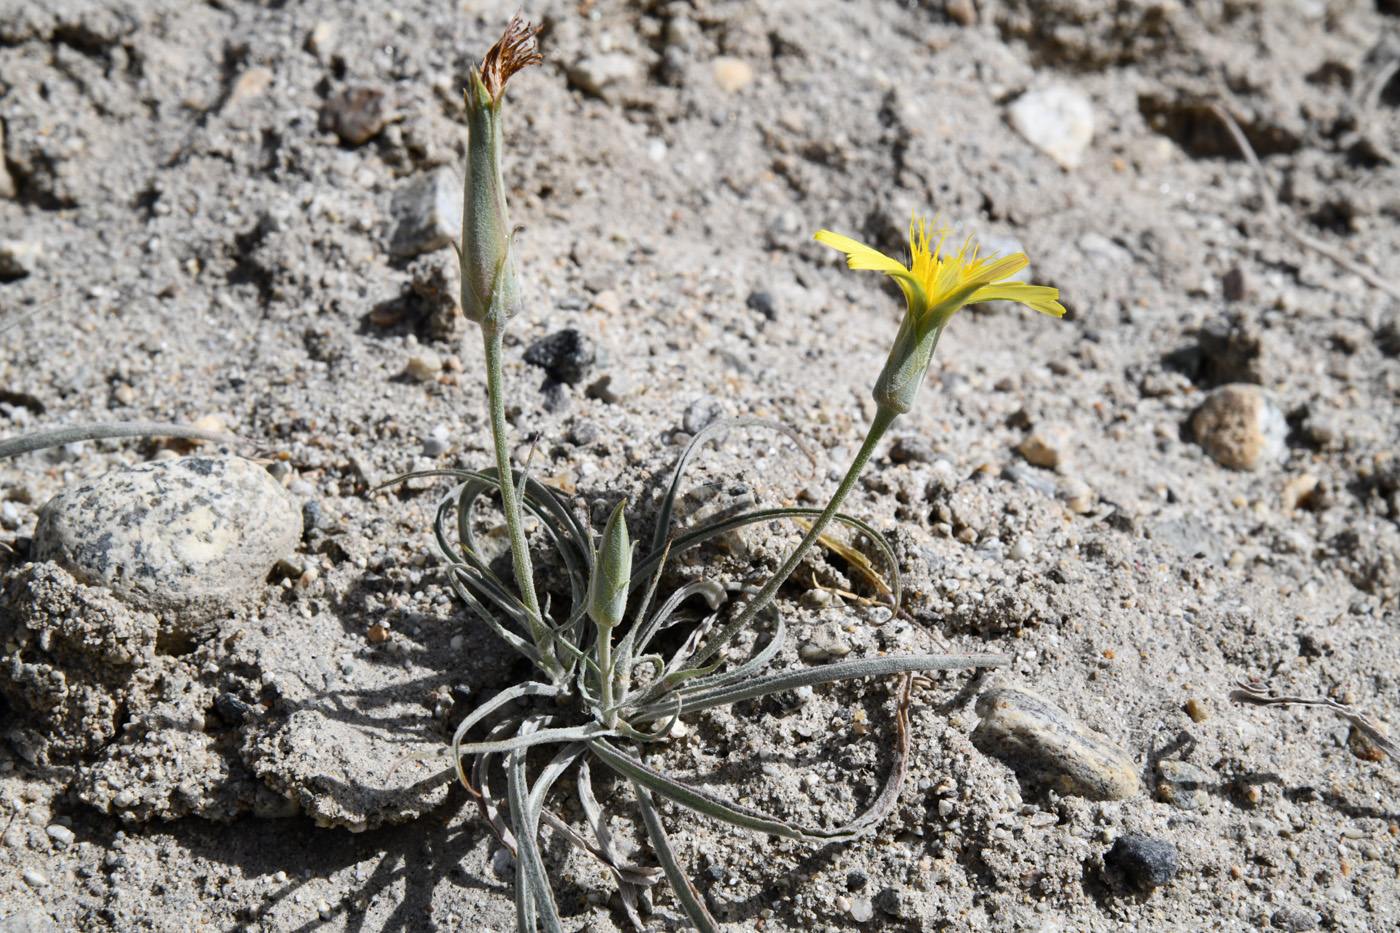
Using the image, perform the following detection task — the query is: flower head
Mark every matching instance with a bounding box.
[460,16,543,332]
[816,216,1064,327]
[815,216,1065,413]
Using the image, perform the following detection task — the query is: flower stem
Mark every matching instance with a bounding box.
[688,403,900,668]
[482,326,559,676]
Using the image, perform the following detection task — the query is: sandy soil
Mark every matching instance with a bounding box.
[3,0,1400,931]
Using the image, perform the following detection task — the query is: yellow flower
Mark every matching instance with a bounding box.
[815,216,1065,414]
[815,216,1065,325]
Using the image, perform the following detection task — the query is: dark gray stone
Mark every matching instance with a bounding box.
[1198,312,1266,386]
[1105,835,1179,890]
[524,329,596,385]
[889,435,936,464]
[746,290,778,320]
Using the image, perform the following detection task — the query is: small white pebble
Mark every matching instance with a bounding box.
[318,899,333,920]
[849,895,874,922]
[1009,538,1033,561]
[450,634,465,650]
[22,868,48,887]
[46,824,76,848]
[405,351,443,382]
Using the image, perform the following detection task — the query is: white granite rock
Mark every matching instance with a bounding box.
[33,457,301,629]
[1007,85,1095,170]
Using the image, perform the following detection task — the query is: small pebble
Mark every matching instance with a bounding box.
[1155,759,1211,811]
[590,290,621,314]
[1006,85,1095,170]
[799,622,851,661]
[317,899,333,920]
[405,350,443,382]
[368,623,390,643]
[319,85,392,145]
[1190,384,1286,471]
[45,824,75,848]
[848,896,874,922]
[1105,834,1179,890]
[1057,477,1096,514]
[889,435,937,464]
[0,239,43,280]
[1222,266,1249,301]
[306,21,337,58]
[682,396,727,436]
[1184,698,1210,722]
[568,53,641,101]
[1301,411,1339,448]
[946,0,978,25]
[746,290,778,321]
[1270,906,1319,932]
[972,687,1140,800]
[1018,426,1071,470]
[712,57,754,93]
[225,67,273,108]
[22,868,49,888]
[1009,537,1034,561]
[490,846,516,877]
[1281,474,1319,511]
[421,436,450,457]
[388,167,462,258]
[569,421,600,446]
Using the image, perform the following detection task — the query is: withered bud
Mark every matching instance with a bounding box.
[477,16,543,101]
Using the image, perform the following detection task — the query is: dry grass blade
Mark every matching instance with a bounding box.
[1208,102,1400,301]
[1229,678,1400,764]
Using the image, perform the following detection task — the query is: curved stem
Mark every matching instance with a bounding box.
[482,327,558,676]
[688,403,899,669]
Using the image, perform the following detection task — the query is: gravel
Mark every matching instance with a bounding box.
[2,0,1398,931]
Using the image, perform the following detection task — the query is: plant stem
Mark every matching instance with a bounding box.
[597,627,617,726]
[482,326,558,676]
[688,403,899,668]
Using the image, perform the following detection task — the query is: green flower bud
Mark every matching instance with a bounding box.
[461,17,542,332]
[588,500,633,632]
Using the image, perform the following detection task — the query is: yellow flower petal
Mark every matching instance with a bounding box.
[974,253,1029,283]
[814,230,909,275]
[970,283,1066,317]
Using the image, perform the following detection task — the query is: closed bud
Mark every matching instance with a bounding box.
[588,500,633,632]
[461,17,542,332]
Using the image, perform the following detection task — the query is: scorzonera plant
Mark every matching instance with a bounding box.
[390,17,1064,933]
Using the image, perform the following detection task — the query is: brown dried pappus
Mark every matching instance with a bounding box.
[478,15,543,99]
